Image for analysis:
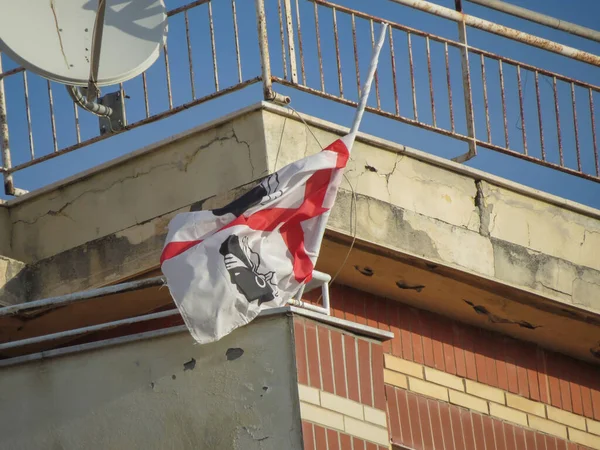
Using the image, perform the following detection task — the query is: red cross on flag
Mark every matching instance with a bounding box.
[160,136,352,343]
[160,23,388,344]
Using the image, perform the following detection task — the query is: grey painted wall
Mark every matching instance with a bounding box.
[0,315,302,450]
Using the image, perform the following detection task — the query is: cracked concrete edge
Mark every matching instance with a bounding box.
[260,102,600,221]
[0,204,11,257]
[0,256,26,306]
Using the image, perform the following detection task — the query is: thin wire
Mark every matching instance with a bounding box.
[286,105,359,305]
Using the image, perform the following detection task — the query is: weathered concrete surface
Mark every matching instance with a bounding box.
[2,102,600,320]
[0,204,10,257]
[0,315,303,450]
[0,255,26,306]
[8,108,268,263]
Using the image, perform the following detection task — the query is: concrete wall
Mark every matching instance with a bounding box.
[2,103,600,316]
[0,315,303,450]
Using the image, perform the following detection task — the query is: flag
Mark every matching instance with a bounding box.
[160,135,353,344]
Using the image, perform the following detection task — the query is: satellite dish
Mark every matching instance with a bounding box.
[0,0,167,87]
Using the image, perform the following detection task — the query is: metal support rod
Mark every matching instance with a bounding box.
[466,0,600,44]
[284,0,298,84]
[86,0,107,101]
[452,0,477,163]
[0,309,180,352]
[255,0,275,100]
[0,276,165,317]
[389,0,600,67]
[0,53,14,195]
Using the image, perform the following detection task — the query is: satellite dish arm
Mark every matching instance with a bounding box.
[87,0,106,101]
[67,85,112,117]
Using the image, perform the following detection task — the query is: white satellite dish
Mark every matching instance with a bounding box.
[0,0,167,87]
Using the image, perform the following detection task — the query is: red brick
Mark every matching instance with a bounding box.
[303,421,315,450]
[473,330,488,384]
[524,429,537,450]
[294,319,309,385]
[398,304,414,361]
[378,447,388,450]
[535,431,547,450]
[440,401,456,450]
[576,364,594,418]
[366,443,377,450]
[472,413,487,450]
[353,292,367,326]
[571,380,584,416]
[528,365,541,402]
[386,385,402,442]
[482,415,496,450]
[558,359,573,412]
[453,324,467,378]
[352,437,366,450]
[567,442,577,450]
[416,394,433,449]
[513,345,530,398]
[495,340,509,391]
[461,326,478,381]
[504,422,517,450]
[514,426,527,450]
[331,294,344,320]
[439,319,457,375]
[556,439,567,450]
[430,314,447,371]
[428,399,445,450]
[407,391,423,449]
[358,339,373,406]
[343,288,357,323]
[494,418,507,450]
[420,311,436,368]
[318,326,335,394]
[389,303,403,358]
[327,429,340,450]
[314,424,327,450]
[450,403,464,450]
[409,308,425,365]
[505,339,520,395]
[330,330,347,398]
[591,369,600,420]
[339,433,352,450]
[545,435,558,450]
[305,321,322,390]
[366,298,379,330]
[546,352,563,408]
[378,300,392,354]
[460,408,476,450]
[344,334,360,403]
[397,388,413,448]
[483,334,499,388]
[371,343,386,410]
[537,348,551,404]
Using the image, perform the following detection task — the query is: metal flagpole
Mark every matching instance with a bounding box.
[303,22,388,298]
[346,22,389,149]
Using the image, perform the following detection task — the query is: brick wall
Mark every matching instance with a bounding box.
[301,285,600,449]
[294,317,390,448]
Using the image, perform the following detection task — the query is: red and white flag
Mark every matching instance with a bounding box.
[161,23,388,344]
[160,136,352,343]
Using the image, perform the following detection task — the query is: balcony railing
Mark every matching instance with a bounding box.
[0,0,598,197]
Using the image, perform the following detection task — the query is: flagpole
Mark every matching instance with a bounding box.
[346,22,389,149]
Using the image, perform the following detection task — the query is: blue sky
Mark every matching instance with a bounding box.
[1,0,599,208]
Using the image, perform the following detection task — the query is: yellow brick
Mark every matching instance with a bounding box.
[569,428,600,450]
[528,415,567,439]
[384,354,424,378]
[343,416,389,446]
[449,390,489,414]
[364,406,388,427]
[409,377,449,402]
[384,369,408,389]
[300,402,344,431]
[320,391,364,420]
[546,406,586,430]
[424,368,465,391]
[465,380,505,404]
[588,419,600,436]
[489,403,528,426]
[298,384,320,406]
[505,393,545,417]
